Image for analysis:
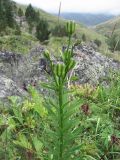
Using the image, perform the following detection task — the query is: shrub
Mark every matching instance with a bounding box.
[82,34,86,42]
[52,24,67,37]
[36,19,50,42]
[18,8,24,17]
[94,39,102,47]
[108,34,120,51]
[14,24,21,35]
[25,4,40,33]
[0,0,16,32]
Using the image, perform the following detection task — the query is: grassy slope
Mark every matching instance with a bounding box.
[95,16,120,36]
[0,33,39,54]
[48,24,107,56]
[0,2,108,55]
[94,16,120,61]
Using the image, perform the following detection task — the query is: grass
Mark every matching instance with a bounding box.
[95,16,120,36]
[0,20,120,160]
[0,1,119,62]
[0,32,39,54]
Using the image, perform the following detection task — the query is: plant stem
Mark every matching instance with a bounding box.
[67,35,71,51]
[58,78,64,160]
[5,127,8,160]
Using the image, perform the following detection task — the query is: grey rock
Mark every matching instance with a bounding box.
[0,75,27,99]
[0,44,120,99]
[74,44,120,84]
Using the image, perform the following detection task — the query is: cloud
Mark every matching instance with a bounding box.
[14,0,120,14]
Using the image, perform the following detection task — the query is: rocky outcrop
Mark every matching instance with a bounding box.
[0,75,27,99]
[0,44,120,99]
[0,46,46,99]
[74,44,120,84]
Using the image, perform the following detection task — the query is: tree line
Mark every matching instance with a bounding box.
[0,0,68,42]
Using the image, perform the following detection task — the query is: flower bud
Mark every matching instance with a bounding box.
[53,63,66,77]
[66,21,76,36]
[57,63,66,77]
[53,64,57,75]
[68,59,76,71]
[44,50,50,60]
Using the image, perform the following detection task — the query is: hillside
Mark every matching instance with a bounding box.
[0,1,108,55]
[16,3,62,28]
[0,1,120,160]
[59,13,114,26]
[95,16,120,36]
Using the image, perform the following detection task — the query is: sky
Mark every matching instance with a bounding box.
[14,0,120,15]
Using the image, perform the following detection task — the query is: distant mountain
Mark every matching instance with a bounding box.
[59,13,114,26]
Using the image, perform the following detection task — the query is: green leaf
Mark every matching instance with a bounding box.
[13,134,32,150]
[32,136,43,152]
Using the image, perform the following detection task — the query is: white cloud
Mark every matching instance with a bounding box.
[14,0,120,14]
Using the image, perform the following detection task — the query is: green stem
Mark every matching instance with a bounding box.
[58,78,64,160]
[67,35,71,51]
[5,127,8,160]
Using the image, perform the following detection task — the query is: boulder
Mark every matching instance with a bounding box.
[0,44,120,99]
[0,75,27,99]
[73,44,120,84]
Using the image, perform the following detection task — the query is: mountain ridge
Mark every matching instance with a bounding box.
[58,12,115,26]
[95,15,120,36]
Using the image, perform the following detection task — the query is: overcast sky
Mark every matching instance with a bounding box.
[14,0,120,15]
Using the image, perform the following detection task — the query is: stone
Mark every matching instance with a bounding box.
[0,44,120,99]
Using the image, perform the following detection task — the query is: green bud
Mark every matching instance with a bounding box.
[68,59,76,71]
[61,65,66,77]
[44,50,50,60]
[66,21,76,36]
[57,63,66,77]
[53,63,66,77]
[57,63,62,77]
[63,50,72,62]
[53,64,57,75]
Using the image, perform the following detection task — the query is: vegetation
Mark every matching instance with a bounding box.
[0,0,112,59]
[0,0,17,34]
[18,8,24,17]
[52,24,67,37]
[25,4,40,33]
[95,16,120,60]
[36,19,50,42]
[107,34,120,52]
[95,16,120,37]
[82,34,86,42]
[94,39,102,47]
[0,33,38,54]
[0,0,119,65]
[0,20,120,160]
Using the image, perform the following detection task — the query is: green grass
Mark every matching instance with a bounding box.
[1,1,119,62]
[0,32,39,54]
[94,16,120,61]
[95,16,120,36]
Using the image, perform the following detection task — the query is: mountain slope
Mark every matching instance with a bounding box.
[95,16,120,36]
[59,13,114,26]
[0,1,107,55]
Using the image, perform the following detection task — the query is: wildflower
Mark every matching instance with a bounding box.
[111,135,120,145]
[81,104,90,115]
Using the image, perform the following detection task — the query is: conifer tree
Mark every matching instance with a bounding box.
[5,0,15,28]
[0,0,16,32]
[18,8,24,17]
[18,8,24,26]
[36,19,50,42]
[25,4,38,32]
